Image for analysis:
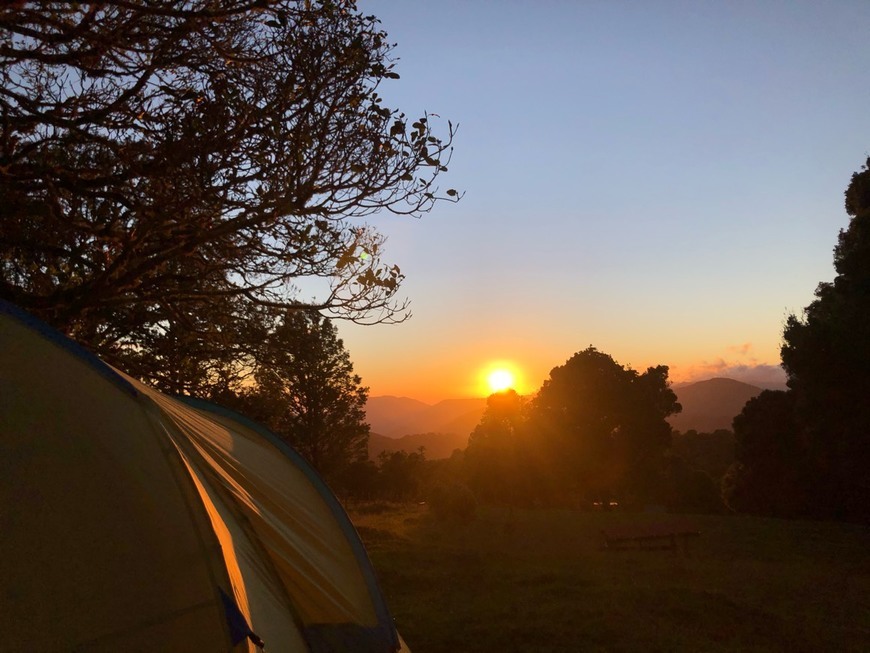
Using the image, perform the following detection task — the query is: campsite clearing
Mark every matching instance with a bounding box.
[350,503,870,653]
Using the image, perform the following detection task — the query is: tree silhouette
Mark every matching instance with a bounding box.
[529,347,681,507]
[721,390,807,516]
[0,1,458,378]
[243,310,369,481]
[779,157,870,521]
[464,390,538,504]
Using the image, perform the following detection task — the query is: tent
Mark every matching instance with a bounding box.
[0,300,408,652]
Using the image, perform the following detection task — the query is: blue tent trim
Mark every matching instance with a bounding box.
[178,397,400,653]
[219,587,264,648]
[0,299,138,398]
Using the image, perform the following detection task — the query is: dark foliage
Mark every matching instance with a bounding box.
[663,454,724,514]
[464,390,541,504]
[461,349,682,509]
[235,310,369,481]
[670,429,735,481]
[0,0,458,383]
[528,347,681,508]
[724,158,870,522]
[721,390,807,516]
[375,448,427,502]
[777,158,870,521]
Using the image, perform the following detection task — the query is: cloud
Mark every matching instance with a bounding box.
[673,343,788,389]
[728,342,753,356]
[686,362,787,389]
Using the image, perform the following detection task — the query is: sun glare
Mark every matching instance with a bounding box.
[487,368,515,394]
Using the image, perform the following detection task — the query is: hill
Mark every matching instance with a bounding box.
[363,396,431,438]
[669,377,763,433]
[365,396,486,439]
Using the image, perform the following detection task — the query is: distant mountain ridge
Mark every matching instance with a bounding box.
[364,395,486,439]
[364,377,767,459]
[669,377,764,433]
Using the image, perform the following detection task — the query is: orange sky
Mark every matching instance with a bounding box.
[341,309,790,404]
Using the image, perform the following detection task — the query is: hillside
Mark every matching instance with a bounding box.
[368,431,470,460]
[365,396,486,439]
[669,377,763,433]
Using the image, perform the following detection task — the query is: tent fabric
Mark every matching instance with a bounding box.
[0,300,406,653]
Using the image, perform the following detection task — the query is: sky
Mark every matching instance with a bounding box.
[339,0,870,403]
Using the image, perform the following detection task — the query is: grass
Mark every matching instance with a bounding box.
[349,503,870,652]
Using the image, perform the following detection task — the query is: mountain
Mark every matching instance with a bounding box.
[365,396,486,439]
[368,431,470,460]
[362,396,431,438]
[668,377,764,433]
[366,376,763,456]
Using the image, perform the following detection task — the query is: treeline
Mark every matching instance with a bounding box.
[336,349,729,517]
[339,160,870,525]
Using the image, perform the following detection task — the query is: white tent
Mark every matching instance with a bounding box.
[0,300,408,652]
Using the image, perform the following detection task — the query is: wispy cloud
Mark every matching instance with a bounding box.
[728,343,753,356]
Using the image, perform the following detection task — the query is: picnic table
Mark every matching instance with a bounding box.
[601,520,701,553]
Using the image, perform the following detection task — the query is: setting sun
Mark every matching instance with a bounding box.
[486,368,515,394]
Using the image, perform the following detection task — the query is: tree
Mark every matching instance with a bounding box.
[464,390,539,504]
[243,310,369,481]
[670,429,735,482]
[0,1,458,380]
[721,390,807,516]
[779,157,870,521]
[376,448,426,502]
[528,347,681,506]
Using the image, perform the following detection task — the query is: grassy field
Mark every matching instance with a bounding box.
[349,503,870,653]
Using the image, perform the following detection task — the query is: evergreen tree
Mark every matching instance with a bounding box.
[780,158,870,520]
[246,311,369,481]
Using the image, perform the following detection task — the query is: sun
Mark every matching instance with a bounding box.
[487,368,515,394]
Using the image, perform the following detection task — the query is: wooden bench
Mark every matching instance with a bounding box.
[601,521,701,553]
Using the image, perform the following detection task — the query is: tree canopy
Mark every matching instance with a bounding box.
[777,158,870,521]
[461,348,682,508]
[529,347,681,506]
[237,310,369,481]
[0,0,458,378]
[721,390,806,517]
[723,158,870,522]
[464,390,536,504]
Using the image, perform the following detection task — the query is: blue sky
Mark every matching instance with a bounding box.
[341,0,870,402]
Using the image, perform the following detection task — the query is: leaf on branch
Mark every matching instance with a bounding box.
[446,189,457,197]
[336,246,358,270]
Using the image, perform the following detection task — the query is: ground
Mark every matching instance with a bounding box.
[348,503,870,653]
